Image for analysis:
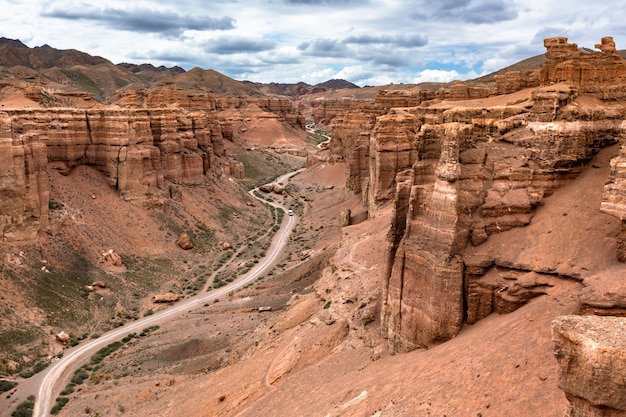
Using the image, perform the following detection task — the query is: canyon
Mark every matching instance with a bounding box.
[2,36,626,417]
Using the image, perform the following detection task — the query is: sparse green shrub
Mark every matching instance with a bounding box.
[60,384,75,395]
[121,334,135,343]
[50,396,69,415]
[11,395,34,417]
[32,361,49,374]
[0,380,17,393]
[90,341,124,364]
[18,370,34,379]
[71,368,89,385]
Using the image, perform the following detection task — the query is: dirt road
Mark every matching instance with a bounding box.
[28,169,303,417]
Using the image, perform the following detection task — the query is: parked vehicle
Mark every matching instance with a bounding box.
[287,209,294,216]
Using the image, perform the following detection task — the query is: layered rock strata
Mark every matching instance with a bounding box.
[552,315,626,416]
[540,36,626,98]
[600,143,626,261]
[114,87,305,130]
[379,99,623,351]
[0,107,229,241]
[1,83,307,242]
[308,97,370,125]
[0,124,48,241]
[329,37,626,352]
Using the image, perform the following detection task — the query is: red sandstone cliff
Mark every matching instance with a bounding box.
[0,85,306,242]
[327,37,626,353]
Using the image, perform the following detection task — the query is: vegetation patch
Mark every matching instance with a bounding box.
[0,379,17,393]
[0,328,41,354]
[59,69,104,100]
[54,328,161,413]
[32,254,98,329]
[11,395,34,417]
[50,396,69,415]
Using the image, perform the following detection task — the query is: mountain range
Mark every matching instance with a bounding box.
[0,37,362,100]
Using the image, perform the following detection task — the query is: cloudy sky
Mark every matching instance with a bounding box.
[2,0,626,86]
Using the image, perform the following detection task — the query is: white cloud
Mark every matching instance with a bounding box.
[412,69,462,84]
[2,0,625,85]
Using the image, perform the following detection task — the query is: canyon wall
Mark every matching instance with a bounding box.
[0,87,306,242]
[329,37,626,353]
[0,107,228,241]
[380,99,624,351]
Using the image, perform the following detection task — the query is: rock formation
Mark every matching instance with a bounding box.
[258,182,285,194]
[552,315,626,416]
[308,97,370,125]
[601,144,626,261]
[176,232,194,250]
[327,37,626,353]
[0,107,224,241]
[0,124,49,241]
[0,85,306,241]
[152,293,180,303]
[55,331,71,345]
[494,70,541,95]
[99,249,123,267]
[540,36,626,98]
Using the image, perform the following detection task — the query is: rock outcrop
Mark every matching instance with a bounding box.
[326,37,626,353]
[258,182,285,194]
[540,36,626,98]
[601,144,626,261]
[494,70,541,95]
[99,249,123,267]
[552,315,626,416]
[0,87,306,241]
[55,331,71,345]
[152,293,180,303]
[176,232,194,250]
[0,123,49,241]
[308,97,370,125]
[380,97,623,352]
[0,107,226,242]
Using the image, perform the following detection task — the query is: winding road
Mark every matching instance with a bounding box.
[30,168,305,417]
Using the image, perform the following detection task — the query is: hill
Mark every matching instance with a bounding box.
[0,37,364,102]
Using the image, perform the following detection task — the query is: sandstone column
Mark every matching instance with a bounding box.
[382,123,466,353]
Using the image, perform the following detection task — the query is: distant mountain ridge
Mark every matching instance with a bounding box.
[117,62,186,75]
[10,36,621,102]
[0,36,111,68]
[0,37,363,101]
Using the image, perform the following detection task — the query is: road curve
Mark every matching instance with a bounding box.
[33,168,305,417]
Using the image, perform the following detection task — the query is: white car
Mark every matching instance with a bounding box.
[287,209,294,216]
